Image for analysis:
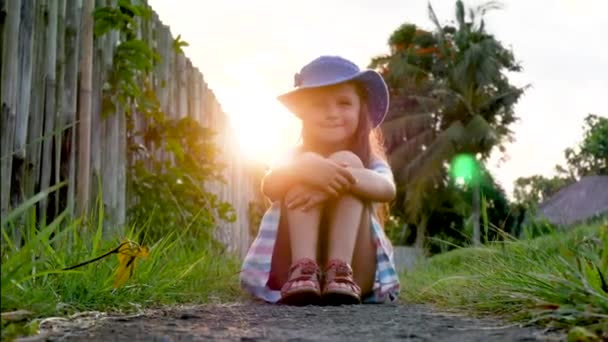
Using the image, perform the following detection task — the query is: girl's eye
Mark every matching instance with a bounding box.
[338,100,352,107]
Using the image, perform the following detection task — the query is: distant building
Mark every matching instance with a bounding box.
[534,175,608,226]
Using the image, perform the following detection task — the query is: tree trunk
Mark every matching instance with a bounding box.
[76,0,94,217]
[472,182,481,246]
[414,215,428,249]
[54,0,66,216]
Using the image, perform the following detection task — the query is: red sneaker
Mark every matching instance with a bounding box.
[279,258,322,306]
[322,259,361,305]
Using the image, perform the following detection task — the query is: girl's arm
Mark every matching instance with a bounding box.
[261,166,298,202]
[347,159,396,203]
[262,151,356,202]
[261,147,301,202]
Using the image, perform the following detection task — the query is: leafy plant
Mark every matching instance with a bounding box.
[128,116,236,244]
[93,0,235,243]
[173,34,189,55]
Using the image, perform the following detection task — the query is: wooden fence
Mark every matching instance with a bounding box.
[0,0,263,257]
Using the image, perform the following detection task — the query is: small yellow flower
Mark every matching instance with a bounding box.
[113,240,149,288]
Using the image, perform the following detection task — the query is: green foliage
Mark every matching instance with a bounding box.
[93,0,151,39]
[402,222,608,329]
[513,174,571,209]
[94,0,159,112]
[129,116,236,243]
[107,40,160,109]
[563,114,608,179]
[92,0,235,242]
[1,187,242,339]
[173,34,189,55]
[371,1,526,237]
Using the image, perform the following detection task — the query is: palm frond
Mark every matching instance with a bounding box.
[368,55,391,70]
[387,52,431,83]
[388,129,434,172]
[381,112,434,148]
[397,120,465,184]
[427,2,451,58]
[460,114,494,150]
[456,1,466,31]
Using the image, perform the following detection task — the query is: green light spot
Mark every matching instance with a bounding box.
[449,154,480,185]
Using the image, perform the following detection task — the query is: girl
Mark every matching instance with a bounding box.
[240,56,400,306]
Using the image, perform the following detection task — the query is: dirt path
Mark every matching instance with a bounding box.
[32,302,563,341]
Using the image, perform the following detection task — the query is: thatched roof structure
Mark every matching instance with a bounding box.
[535,175,608,226]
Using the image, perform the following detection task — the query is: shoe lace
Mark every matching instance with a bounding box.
[327,260,352,277]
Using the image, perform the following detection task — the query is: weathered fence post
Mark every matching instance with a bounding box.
[76,0,94,217]
[39,0,58,221]
[1,0,22,221]
[64,0,83,216]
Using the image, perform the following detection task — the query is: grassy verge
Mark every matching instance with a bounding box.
[401,222,608,333]
[1,190,243,340]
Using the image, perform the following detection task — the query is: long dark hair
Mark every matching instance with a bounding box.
[349,83,387,168]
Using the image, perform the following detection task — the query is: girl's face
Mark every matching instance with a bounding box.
[296,83,361,148]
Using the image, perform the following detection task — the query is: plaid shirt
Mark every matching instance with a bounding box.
[240,158,401,304]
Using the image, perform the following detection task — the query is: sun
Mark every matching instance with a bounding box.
[217,60,301,166]
[223,90,300,166]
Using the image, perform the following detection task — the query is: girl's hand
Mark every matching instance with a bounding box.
[296,153,356,196]
[285,184,331,211]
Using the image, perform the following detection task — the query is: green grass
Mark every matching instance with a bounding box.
[401,222,608,329]
[1,187,242,340]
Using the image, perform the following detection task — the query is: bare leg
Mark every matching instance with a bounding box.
[278,187,325,305]
[325,151,377,296]
[350,207,376,296]
[285,190,323,262]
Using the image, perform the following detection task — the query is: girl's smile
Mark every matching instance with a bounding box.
[296,83,361,148]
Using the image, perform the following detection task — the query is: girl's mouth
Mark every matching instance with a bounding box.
[318,122,343,128]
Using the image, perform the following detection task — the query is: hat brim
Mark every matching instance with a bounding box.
[277,70,389,128]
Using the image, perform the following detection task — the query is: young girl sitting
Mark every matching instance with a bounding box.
[240,56,400,306]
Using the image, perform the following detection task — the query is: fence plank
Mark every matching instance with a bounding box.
[177,53,187,118]
[101,9,119,229]
[75,0,94,216]
[53,0,66,215]
[25,0,48,202]
[90,0,106,200]
[9,0,35,213]
[64,0,82,215]
[14,0,35,160]
[39,0,58,221]
[0,0,21,220]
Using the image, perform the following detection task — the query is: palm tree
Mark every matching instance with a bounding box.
[371,0,526,247]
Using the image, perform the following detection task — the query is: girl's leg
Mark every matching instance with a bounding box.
[324,151,377,301]
[285,188,323,262]
[277,187,324,305]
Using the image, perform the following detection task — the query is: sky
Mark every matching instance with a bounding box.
[147,0,608,197]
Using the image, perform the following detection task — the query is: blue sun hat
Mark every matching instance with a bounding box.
[277,56,390,128]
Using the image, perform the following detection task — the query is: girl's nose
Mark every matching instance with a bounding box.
[324,104,339,120]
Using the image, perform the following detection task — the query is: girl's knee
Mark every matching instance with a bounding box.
[329,150,363,168]
[283,187,325,212]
